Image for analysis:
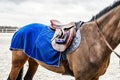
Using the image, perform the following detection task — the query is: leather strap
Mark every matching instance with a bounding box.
[75,21,84,31]
[94,19,120,59]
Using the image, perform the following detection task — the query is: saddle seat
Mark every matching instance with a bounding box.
[50,20,76,30]
[50,20,76,52]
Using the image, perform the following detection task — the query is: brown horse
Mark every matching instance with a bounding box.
[8,1,120,80]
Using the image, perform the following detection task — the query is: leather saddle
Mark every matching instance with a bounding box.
[50,20,76,52]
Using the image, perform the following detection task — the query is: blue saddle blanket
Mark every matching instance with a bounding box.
[10,23,61,67]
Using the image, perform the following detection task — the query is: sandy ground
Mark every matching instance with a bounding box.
[0,33,120,80]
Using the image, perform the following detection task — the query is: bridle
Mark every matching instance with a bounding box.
[94,18,120,59]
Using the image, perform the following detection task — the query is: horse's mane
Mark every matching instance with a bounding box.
[90,0,120,21]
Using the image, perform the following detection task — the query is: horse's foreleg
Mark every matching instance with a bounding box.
[24,58,39,80]
[8,50,28,80]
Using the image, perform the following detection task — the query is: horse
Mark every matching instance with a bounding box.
[8,1,120,80]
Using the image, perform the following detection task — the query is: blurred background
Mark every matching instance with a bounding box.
[0,0,116,27]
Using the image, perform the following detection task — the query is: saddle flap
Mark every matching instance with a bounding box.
[51,27,76,52]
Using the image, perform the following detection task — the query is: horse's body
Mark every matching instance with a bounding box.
[8,1,120,80]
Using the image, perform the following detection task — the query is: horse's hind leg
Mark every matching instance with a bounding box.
[24,58,39,80]
[8,50,28,80]
[92,77,99,80]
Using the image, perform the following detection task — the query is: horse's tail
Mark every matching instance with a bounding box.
[16,67,24,80]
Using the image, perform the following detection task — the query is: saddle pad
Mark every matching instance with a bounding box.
[61,29,81,60]
[10,23,61,67]
[63,29,81,53]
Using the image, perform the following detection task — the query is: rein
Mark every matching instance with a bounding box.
[94,18,120,59]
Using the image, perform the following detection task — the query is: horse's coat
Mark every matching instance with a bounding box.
[10,23,61,66]
[10,23,81,67]
[8,1,120,80]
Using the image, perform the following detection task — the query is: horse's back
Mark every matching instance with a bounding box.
[10,23,48,53]
[17,23,47,34]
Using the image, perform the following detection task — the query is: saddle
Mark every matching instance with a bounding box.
[50,20,76,52]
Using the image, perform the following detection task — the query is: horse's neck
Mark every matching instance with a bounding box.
[98,5,120,49]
